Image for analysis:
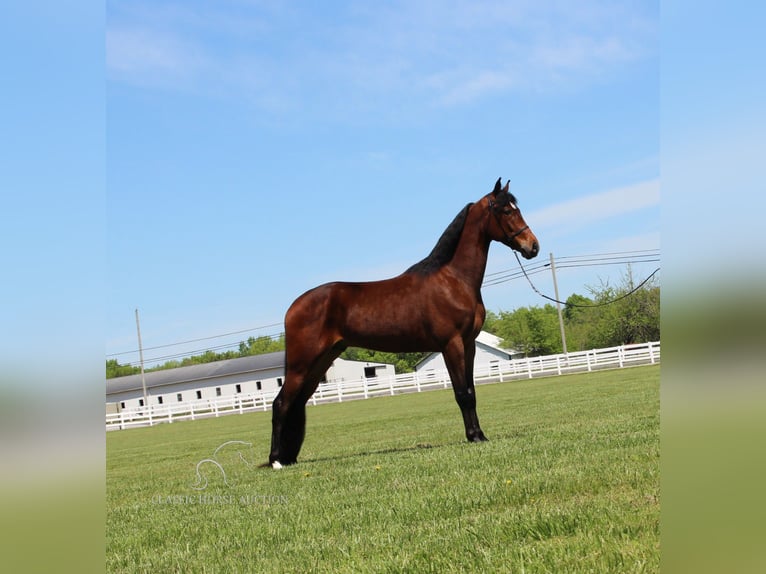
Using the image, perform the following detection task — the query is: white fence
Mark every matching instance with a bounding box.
[106,341,660,431]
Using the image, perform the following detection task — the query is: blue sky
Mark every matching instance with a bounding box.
[3,6,765,570]
[106,1,659,365]
[1,2,104,385]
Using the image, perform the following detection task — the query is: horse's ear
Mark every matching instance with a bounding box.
[493,177,502,195]
[503,180,510,194]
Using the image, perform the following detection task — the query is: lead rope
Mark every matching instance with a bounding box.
[513,251,660,308]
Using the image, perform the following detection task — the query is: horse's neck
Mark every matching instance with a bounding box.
[445,204,491,293]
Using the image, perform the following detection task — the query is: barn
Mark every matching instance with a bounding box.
[106,351,395,412]
[414,331,522,376]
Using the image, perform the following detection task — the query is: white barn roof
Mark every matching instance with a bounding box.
[475,331,504,348]
[413,331,518,371]
[106,351,285,397]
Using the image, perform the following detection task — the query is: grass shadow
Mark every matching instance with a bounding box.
[290,441,453,466]
[259,424,537,469]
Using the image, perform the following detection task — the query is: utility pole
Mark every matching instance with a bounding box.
[135,308,149,410]
[549,253,568,354]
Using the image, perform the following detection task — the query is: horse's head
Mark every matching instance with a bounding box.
[486,178,539,260]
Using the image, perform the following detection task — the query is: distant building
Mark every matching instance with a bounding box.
[414,331,522,376]
[106,351,395,411]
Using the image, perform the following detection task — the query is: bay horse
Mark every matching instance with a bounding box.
[268,178,539,468]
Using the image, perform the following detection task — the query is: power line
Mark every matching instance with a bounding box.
[115,330,286,368]
[555,258,660,270]
[482,249,659,287]
[483,249,659,280]
[484,260,550,278]
[556,248,660,261]
[107,322,283,358]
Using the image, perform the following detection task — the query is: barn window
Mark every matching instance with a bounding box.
[138,399,144,407]
[256,381,262,391]
[235,384,242,393]
[177,393,183,402]
[364,366,377,378]
[120,402,125,409]
[157,396,163,405]
[196,390,202,400]
[277,378,283,387]
[216,387,222,397]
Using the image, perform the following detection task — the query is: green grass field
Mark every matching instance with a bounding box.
[107,365,659,573]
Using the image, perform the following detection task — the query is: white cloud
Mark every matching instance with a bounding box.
[107,26,208,86]
[106,1,656,111]
[531,34,633,73]
[569,231,660,257]
[430,69,517,107]
[528,179,660,232]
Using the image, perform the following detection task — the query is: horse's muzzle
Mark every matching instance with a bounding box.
[521,240,539,259]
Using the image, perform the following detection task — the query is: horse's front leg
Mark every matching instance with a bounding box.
[443,337,487,443]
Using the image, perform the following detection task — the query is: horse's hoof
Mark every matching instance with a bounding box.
[271,461,283,470]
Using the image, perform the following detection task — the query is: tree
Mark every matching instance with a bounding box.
[483,309,501,333]
[106,359,140,379]
[562,293,595,352]
[487,266,660,354]
[492,305,562,356]
[563,294,593,322]
[580,267,660,348]
[239,334,285,356]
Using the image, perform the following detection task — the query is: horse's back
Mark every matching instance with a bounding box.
[285,275,443,352]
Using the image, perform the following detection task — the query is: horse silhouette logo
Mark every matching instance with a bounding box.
[190,440,256,490]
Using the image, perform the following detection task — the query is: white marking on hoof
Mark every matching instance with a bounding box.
[271,461,283,470]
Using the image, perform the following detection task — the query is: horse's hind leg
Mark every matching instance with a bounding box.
[269,341,345,467]
[269,380,307,467]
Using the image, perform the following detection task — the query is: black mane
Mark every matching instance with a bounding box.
[405,203,473,276]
